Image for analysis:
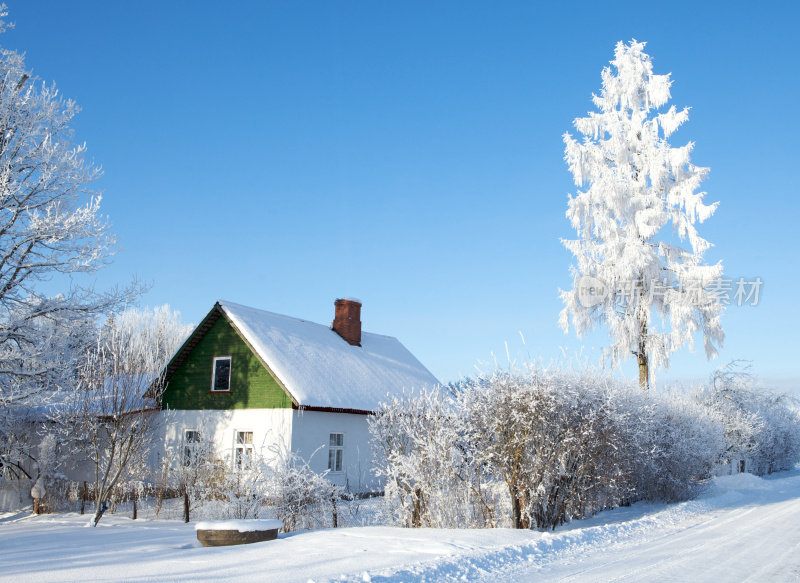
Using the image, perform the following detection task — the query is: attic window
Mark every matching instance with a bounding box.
[211,356,232,392]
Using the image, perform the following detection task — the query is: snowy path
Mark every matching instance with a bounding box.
[1,471,799,582]
[503,474,800,582]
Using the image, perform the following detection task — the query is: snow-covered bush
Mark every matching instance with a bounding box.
[699,363,800,476]
[371,374,624,530]
[462,370,643,529]
[216,458,268,520]
[262,448,336,532]
[154,430,227,522]
[172,445,337,530]
[371,367,733,530]
[624,391,725,502]
[370,391,496,528]
[370,389,500,529]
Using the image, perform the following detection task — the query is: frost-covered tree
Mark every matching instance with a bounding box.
[0,307,97,478]
[560,40,724,389]
[0,6,140,471]
[58,305,189,526]
[68,331,162,526]
[110,305,194,368]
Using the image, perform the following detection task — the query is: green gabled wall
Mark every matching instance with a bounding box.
[162,315,293,410]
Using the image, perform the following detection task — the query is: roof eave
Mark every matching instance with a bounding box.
[293,403,374,416]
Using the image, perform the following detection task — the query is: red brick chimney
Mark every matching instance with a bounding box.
[332,298,362,346]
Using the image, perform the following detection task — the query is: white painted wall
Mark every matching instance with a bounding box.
[158,409,293,469]
[290,410,382,493]
[155,409,383,494]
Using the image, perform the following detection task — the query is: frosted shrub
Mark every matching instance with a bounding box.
[463,370,638,529]
[180,443,229,522]
[262,448,335,532]
[372,367,732,531]
[370,389,498,528]
[217,459,268,520]
[626,392,725,502]
[699,364,800,476]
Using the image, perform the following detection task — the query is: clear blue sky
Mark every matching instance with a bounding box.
[7,1,799,386]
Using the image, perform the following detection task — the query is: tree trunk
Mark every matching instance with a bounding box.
[183,490,190,523]
[411,487,423,528]
[638,352,649,390]
[331,489,338,528]
[519,490,530,529]
[510,484,524,529]
[93,502,107,527]
[132,489,137,520]
[154,482,165,518]
[637,319,650,390]
[80,481,86,515]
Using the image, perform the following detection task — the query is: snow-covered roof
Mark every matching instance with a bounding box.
[216,300,439,412]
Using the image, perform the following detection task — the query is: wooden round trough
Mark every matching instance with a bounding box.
[195,519,283,547]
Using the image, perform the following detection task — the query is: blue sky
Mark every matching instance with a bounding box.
[7,1,799,386]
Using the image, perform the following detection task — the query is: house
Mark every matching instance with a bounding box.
[159,298,439,492]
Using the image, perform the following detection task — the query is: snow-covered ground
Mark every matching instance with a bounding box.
[2,470,799,582]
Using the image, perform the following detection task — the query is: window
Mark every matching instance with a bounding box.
[211,356,232,392]
[184,430,201,466]
[234,430,254,467]
[328,432,344,472]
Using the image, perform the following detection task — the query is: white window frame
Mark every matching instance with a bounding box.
[233,429,254,468]
[183,429,201,466]
[328,432,344,473]
[211,356,232,392]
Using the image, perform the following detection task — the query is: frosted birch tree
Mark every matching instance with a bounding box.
[560,40,724,389]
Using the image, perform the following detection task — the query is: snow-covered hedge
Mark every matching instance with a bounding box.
[370,366,800,530]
